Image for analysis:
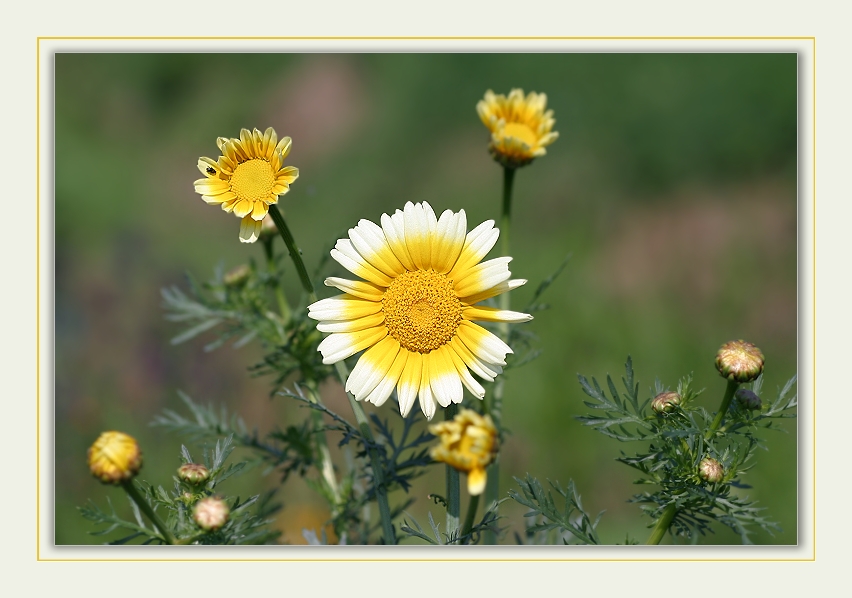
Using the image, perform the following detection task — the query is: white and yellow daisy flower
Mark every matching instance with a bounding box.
[193,127,299,243]
[477,88,558,169]
[307,201,532,420]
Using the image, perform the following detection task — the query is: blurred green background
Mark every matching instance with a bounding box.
[55,52,798,545]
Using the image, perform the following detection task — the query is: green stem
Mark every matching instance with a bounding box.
[304,381,342,510]
[261,236,291,322]
[444,403,460,539]
[646,503,677,545]
[334,361,397,545]
[460,493,480,545]
[267,205,393,543]
[483,165,516,545]
[705,379,740,440]
[121,480,177,545]
[268,204,317,303]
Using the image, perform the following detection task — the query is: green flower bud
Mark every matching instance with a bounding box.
[193,497,230,532]
[715,340,764,383]
[698,457,724,483]
[651,391,682,414]
[178,463,210,485]
[223,264,251,287]
[258,214,278,240]
[735,388,762,410]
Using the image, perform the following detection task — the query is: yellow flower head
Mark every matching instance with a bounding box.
[87,431,143,484]
[429,409,498,495]
[477,88,559,169]
[307,201,532,420]
[193,127,299,243]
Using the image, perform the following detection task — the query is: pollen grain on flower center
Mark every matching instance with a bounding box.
[230,158,275,203]
[501,122,537,147]
[382,269,462,354]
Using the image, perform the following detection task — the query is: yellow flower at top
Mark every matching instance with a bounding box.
[429,409,498,495]
[307,201,532,420]
[477,88,559,169]
[88,431,143,484]
[193,127,299,243]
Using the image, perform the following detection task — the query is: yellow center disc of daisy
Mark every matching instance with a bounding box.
[501,122,538,148]
[230,158,275,203]
[382,270,462,354]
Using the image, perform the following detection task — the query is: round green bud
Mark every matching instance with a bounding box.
[698,457,724,483]
[651,391,682,414]
[193,497,230,532]
[735,388,762,410]
[715,340,765,383]
[223,264,251,287]
[178,463,210,485]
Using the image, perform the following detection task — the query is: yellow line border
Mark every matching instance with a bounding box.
[37,36,816,562]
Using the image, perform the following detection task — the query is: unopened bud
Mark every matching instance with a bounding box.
[735,388,762,410]
[715,340,765,383]
[223,264,251,287]
[259,214,278,240]
[88,431,143,484]
[651,391,682,414]
[193,497,230,531]
[178,463,210,485]
[698,457,724,483]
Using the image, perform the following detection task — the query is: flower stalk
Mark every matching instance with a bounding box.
[483,165,516,543]
[646,502,677,545]
[444,403,461,538]
[121,480,177,545]
[705,379,739,440]
[269,203,395,545]
[460,493,480,544]
[268,204,317,303]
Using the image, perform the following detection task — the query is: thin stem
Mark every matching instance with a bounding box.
[334,361,397,545]
[460,493,480,545]
[268,205,393,543]
[121,480,177,545]
[268,204,317,303]
[705,379,740,440]
[444,404,460,538]
[646,503,677,545]
[261,236,291,322]
[483,165,516,544]
[304,381,342,510]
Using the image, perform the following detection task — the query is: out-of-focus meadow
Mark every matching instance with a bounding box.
[55,53,798,545]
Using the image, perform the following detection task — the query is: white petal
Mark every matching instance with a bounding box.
[445,343,486,399]
[307,294,383,321]
[323,277,385,301]
[381,211,416,271]
[397,351,422,417]
[431,209,467,274]
[317,327,387,364]
[349,220,406,277]
[418,355,437,420]
[454,257,513,298]
[316,312,385,333]
[448,220,500,281]
[331,240,394,287]
[345,336,400,399]
[462,306,533,323]
[461,279,527,306]
[363,349,409,407]
[429,347,464,406]
[455,321,513,367]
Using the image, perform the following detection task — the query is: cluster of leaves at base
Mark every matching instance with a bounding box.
[79,436,280,545]
[160,253,333,393]
[577,357,797,543]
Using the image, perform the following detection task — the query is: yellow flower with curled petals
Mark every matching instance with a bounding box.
[307,201,532,420]
[88,431,143,484]
[477,88,559,168]
[429,409,498,495]
[193,127,299,243]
